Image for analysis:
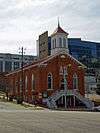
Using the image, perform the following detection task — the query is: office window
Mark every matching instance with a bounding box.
[14,62,19,70]
[5,61,12,72]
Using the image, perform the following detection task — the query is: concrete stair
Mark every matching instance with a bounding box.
[46,89,93,109]
[74,91,93,109]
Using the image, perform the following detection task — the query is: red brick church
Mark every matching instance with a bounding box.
[6,23,93,109]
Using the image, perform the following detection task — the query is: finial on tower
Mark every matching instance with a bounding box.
[58,17,60,27]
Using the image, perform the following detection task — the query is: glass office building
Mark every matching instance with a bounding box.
[68,38,100,68]
[48,37,100,68]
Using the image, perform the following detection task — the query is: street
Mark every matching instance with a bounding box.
[0,101,100,133]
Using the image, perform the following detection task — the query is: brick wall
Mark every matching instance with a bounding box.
[6,53,85,103]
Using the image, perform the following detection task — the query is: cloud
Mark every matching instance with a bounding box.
[0,0,100,55]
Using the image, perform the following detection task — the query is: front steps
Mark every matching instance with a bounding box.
[46,89,93,110]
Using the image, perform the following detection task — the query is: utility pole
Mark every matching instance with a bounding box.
[17,46,26,104]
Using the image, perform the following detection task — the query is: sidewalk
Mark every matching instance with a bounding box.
[0,97,45,111]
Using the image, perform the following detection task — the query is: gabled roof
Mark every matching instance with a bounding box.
[39,51,86,68]
[6,51,86,76]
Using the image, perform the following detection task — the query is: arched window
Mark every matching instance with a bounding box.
[60,78,64,89]
[15,80,18,95]
[31,74,35,91]
[48,73,53,89]
[25,75,28,92]
[59,37,62,47]
[20,77,22,92]
[54,38,56,48]
[52,39,55,49]
[73,73,78,90]
[63,38,66,47]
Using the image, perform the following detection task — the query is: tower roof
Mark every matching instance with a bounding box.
[51,21,69,36]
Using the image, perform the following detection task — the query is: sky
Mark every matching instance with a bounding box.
[0,0,100,55]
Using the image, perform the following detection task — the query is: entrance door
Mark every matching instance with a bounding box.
[60,78,64,90]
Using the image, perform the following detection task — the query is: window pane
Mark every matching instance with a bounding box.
[14,62,19,70]
[55,39,56,47]
[52,39,55,49]
[73,74,78,90]
[48,74,53,89]
[32,74,35,91]
[5,61,12,72]
[25,76,28,91]
[59,38,62,47]
[63,38,66,47]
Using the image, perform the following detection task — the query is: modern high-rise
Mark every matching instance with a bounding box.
[68,38,100,68]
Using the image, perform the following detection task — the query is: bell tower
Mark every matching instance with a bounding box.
[51,21,69,55]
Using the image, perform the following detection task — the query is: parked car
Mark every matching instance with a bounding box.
[93,106,100,111]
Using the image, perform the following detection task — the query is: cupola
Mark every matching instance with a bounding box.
[51,21,69,55]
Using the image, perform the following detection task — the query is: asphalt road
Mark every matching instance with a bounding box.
[0,101,100,133]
